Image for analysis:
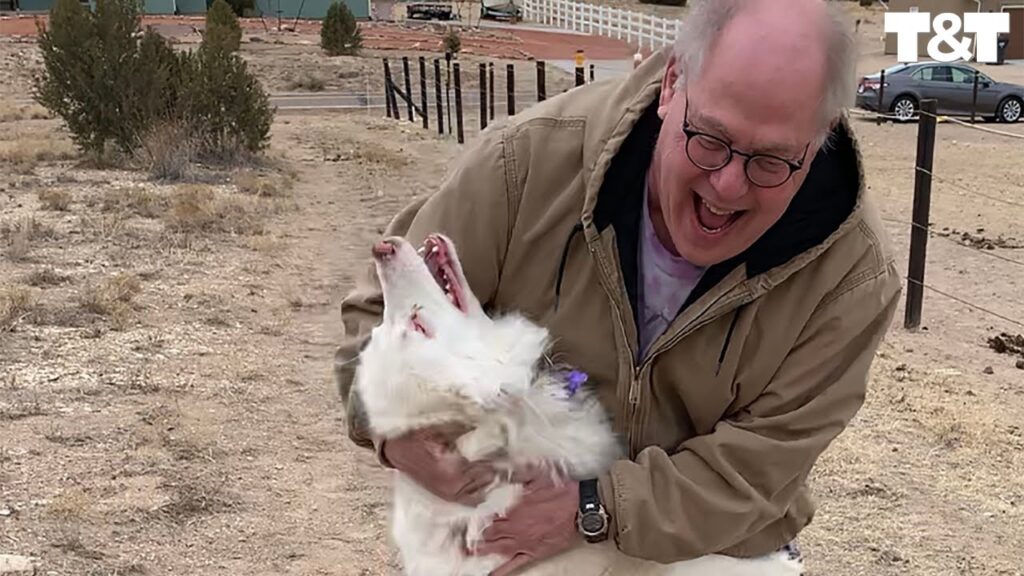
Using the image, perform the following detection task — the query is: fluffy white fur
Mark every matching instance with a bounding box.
[353,233,804,576]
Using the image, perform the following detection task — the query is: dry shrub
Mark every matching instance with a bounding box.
[3,214,54,261]
[38,188,73,211]
[158,468,237,522]
[286,71,327,92]
[234,170,292,197]
[25,267,72,287]
[164,184,270,235]
[1,286,37,332]
[135,121,199,181]
[78,211,127,240]
[79,272,141,329]
[96,187,167,218]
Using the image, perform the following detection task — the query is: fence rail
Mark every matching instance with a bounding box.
[520,0,680,52]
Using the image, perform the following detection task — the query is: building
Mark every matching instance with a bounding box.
[883,0,1024,61]
[6,0,371,20]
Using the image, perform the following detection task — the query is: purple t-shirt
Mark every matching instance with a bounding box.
[637,184,706,359]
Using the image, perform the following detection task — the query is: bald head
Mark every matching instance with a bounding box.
[672,0,857,143]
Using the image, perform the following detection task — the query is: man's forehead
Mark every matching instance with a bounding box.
[686,89,814,157]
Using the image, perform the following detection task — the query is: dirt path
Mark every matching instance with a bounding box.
[0,107,461,575]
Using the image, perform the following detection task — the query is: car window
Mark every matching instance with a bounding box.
[912,66,940,81]
[951,67,975,84]
[931,66,953,82]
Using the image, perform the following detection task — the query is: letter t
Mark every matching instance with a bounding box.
[964,12,1010,63]
[885,12,932,62]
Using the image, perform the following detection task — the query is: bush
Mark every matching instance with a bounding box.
[205,0,242,53]
[321,1,362,56]
[442,27,460,55]
[32,0,274,171]
[638,0,686,5]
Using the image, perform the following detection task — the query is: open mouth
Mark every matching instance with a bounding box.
[693,193,743,235]
[418,235,468,313]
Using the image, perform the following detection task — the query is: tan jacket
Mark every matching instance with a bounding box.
[334,49,902,562]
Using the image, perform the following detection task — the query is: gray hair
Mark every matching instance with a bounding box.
[672,0,858,147]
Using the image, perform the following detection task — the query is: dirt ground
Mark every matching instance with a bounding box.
[2,2,1024,576]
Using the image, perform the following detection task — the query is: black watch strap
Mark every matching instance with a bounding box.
[577,478,609,542]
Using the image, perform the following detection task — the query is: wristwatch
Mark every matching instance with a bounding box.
[576,478,609,543]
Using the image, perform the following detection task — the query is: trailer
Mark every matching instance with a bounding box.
[480,0,520,21]
[405,1,456,20]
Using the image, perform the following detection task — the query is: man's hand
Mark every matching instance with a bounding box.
[469,469,582,576]
[381,424,498,507]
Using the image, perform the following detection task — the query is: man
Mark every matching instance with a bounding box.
[334,0,902,573]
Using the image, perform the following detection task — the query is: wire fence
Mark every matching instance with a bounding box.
[850,99,1024,340]
[377,63,1024,340]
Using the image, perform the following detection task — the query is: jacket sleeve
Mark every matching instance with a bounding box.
[597,260,902,562]
[333,127,514,450]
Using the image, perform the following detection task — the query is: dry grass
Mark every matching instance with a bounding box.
[1,285,36,332]
[25,267,72,287]
[157,469,238,523]
[89,187,168,219]
[285,71,327,92]
[37,188,73,211]
[0,101,50,122]
[134,121,198,182]
[0,137,77,173]
[2,214,57,261]
[78,273,142,330]
[326,137,410,169]
[234,170,294,198]
[163,184,275,235]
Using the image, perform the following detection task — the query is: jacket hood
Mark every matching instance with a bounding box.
[571,48,866,315]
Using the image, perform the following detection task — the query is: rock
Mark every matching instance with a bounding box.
[1016,359,1024,370]
[0,555,38,575]
[983,366,994,375]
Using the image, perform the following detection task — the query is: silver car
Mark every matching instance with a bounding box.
[855,62,1024,123]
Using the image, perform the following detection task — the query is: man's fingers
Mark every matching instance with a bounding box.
[470,536,519,558]
[490,553,535,576]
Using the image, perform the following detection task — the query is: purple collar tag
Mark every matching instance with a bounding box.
[563,370,588,397]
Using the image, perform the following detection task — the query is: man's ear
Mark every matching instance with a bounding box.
[658,57,680,119]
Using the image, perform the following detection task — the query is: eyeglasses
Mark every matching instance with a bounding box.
[681,94,810,189]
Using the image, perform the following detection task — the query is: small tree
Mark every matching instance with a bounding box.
[442,27,460,55]
[321,1,362,57]
[33,0,274,170]
[205,0,242,53]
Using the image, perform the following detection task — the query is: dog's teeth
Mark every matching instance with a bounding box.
[417,246,426,256]
[430,246,440,254]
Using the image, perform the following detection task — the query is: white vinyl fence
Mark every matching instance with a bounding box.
[520,0,681,52]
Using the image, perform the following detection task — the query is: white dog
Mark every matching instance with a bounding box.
[352,233,804,576]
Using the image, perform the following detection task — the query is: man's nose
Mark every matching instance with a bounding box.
[708,155,750,202]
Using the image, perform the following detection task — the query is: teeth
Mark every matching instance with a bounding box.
[702,199,736,216]
[430,246,440,254]
[417,246,426,256]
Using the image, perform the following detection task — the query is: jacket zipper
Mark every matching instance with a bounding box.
[588,230,750,457]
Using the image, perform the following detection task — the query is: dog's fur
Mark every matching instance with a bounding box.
[353,233,804,576]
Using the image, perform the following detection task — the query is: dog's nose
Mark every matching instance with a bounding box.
[372,239,397,260]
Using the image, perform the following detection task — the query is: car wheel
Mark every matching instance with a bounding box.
[892,95,917,122]
[997,97,1022,123]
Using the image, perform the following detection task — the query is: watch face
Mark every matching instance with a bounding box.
[581,512,605,534]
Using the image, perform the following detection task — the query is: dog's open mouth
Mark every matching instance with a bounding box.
[418,235,468,313]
